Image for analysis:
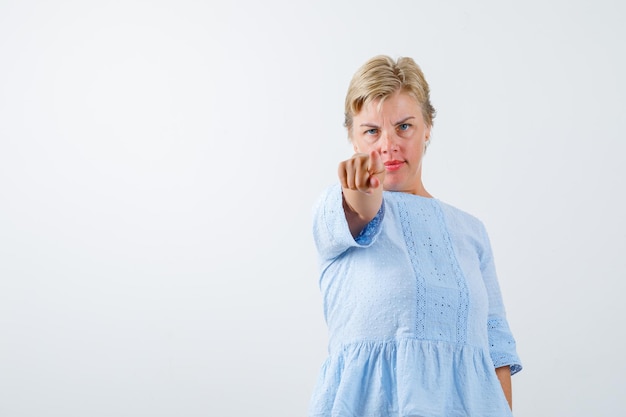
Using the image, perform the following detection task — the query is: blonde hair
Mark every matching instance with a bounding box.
[344,55,436,137]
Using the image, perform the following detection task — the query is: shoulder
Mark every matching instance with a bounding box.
[435,199,489,238]
[436,199,481,222]
[315,182,341,202]
[313,184,341,212]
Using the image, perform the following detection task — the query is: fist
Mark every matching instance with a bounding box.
[338,150,385,194]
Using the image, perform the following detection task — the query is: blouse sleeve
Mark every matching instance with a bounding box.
[478,222,523,375]
[312,183,385,262]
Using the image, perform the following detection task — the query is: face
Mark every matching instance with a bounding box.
[350,90,431,195]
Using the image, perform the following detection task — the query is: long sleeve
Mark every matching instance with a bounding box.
[479,222,523,375]
[312,184,385,263]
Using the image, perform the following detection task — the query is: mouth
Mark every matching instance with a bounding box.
[384,160,404,172]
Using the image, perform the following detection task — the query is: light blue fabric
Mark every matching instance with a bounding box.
[309,184,522,417]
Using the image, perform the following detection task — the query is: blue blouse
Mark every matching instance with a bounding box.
[309,184,522,417]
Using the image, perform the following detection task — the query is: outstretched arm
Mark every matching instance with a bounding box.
[338,150,385,238]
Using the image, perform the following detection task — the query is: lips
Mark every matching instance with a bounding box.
[384,160,404,171]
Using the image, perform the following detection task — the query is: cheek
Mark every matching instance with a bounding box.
[353,139,375,154]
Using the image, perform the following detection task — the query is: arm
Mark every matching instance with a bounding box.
[478,223,521,410]
[495,365,512,410]
[338,150,385,238]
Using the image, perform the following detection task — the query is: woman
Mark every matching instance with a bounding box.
[309,55,522,417]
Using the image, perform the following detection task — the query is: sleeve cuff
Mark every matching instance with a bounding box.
[354,201,385,245]
[488,317,523,375]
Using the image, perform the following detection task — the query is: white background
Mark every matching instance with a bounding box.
[1,1,624,416]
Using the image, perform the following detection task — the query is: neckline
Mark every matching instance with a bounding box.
[384,190,436,200]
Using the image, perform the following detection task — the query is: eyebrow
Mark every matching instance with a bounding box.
[394,116,416,125]
[359,116,416,128]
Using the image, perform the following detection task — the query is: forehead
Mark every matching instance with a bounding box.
[357,91,423,121]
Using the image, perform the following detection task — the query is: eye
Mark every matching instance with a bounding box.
[365,128,378,135]
[398,123,411,131]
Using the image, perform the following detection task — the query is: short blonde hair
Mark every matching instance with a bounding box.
[344,55,436,137]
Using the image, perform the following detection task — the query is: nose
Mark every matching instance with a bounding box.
[380,130,398,154]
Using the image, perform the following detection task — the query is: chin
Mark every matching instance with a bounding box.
[382,182,401,192]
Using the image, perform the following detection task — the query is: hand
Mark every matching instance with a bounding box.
[338,150,385,194]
